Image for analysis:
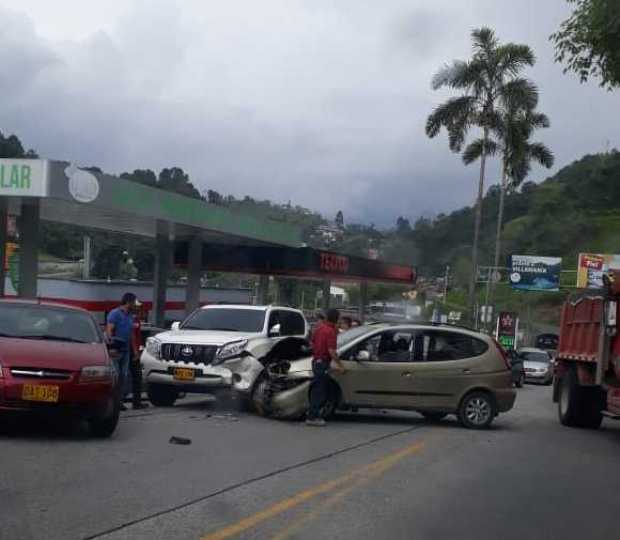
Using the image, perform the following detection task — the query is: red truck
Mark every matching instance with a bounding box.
[553,273,620,428]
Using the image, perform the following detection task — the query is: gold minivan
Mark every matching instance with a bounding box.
[226,324,517,429]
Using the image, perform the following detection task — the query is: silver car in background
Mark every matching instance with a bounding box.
[518,347,554,385]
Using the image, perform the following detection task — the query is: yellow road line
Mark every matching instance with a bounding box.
[270,441,425,540]
[201,441,425,540]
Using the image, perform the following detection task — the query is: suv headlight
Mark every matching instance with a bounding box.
[80,365,113,383]
[215,340,248,364]
[145,337,161,359]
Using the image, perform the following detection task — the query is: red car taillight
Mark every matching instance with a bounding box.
[492,339,511,370]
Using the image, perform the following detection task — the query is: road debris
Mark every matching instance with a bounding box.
[169,436,192,445]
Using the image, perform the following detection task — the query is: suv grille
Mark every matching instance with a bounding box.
[160,344,218,365]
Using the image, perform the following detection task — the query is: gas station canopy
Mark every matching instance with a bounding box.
[0,158,302,246]
[1,158,417,324]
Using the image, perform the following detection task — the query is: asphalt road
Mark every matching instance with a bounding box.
[1,385,618,540]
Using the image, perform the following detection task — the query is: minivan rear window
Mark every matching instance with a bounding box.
[415,330,488,362]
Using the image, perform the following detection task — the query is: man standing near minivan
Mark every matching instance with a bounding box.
[307,308,346,426]
[106,293,139,411]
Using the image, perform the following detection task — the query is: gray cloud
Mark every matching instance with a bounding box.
[1,0,618,227]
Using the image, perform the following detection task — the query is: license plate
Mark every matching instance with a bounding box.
[22,384,60,403]
[173,368,195,381]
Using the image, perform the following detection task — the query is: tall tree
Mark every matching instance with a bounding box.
[335,210,344,229]
[426,27,536,318]
[463,89,554,318]
[551,0,620,89]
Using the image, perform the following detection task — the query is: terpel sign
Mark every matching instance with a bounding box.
[0,159,49,197]
[319,252,349,274]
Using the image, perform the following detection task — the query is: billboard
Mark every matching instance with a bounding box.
[509,255,561,291]
[576,253,620,289]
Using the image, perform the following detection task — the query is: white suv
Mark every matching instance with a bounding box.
[140,305,308,406]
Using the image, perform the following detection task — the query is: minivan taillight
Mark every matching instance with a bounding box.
[492,339,510,370]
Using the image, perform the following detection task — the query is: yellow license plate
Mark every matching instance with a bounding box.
[22,384,60,403]
[173,368,195,381]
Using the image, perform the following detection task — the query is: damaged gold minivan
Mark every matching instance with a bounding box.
[221,324,516,429]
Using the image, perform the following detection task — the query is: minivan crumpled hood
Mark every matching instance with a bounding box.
[153,330,261,346]
[0,338,107,370]
[287,356,313,375]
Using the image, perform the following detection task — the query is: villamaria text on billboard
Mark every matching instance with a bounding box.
[509,255,562,291]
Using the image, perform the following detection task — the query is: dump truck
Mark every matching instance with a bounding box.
[553,272,620,428]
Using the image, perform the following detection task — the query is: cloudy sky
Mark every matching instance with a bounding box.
[1,0,618,226]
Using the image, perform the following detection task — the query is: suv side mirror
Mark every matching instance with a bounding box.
[356,350,371,362]
[171,321,181,331]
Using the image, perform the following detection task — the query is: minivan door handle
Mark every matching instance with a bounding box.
[462,369,472,374]
[401,371,412,378]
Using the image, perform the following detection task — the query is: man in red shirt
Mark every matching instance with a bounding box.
[307,308,346,426]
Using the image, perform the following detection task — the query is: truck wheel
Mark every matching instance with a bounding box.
[147,385,179,407]
[558,367,580,426]
[577,387,604,429]
[558,368,603,429]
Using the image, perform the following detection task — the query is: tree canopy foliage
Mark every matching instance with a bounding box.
[551,0,620,89]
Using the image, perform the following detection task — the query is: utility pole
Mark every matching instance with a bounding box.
[443,265,450,304]
[82,236,92,280]
[483,266,492,331]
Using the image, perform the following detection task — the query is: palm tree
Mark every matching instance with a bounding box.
[426,27,536,319]
[463,95,554,324]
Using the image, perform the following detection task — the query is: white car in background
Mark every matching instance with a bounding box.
[518,347,554,385]
[140,304,308,406]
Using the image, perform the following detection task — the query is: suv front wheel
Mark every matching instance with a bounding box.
[147,384,179,407]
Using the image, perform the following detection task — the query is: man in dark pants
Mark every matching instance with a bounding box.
[129,300,149,409]
[306,308,346,426]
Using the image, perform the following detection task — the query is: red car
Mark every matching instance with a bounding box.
[0,299,120,437]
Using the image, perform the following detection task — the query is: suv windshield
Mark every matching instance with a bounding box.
[182,308,266,333]
[519,351,550,363]
[0,304,100,344]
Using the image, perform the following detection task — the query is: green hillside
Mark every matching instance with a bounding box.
[405,150,620,331]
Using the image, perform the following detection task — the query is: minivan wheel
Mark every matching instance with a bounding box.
[515,374,525,388]
[147,384,179,407]
[252,376,271,417]
[458,392,495,429]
